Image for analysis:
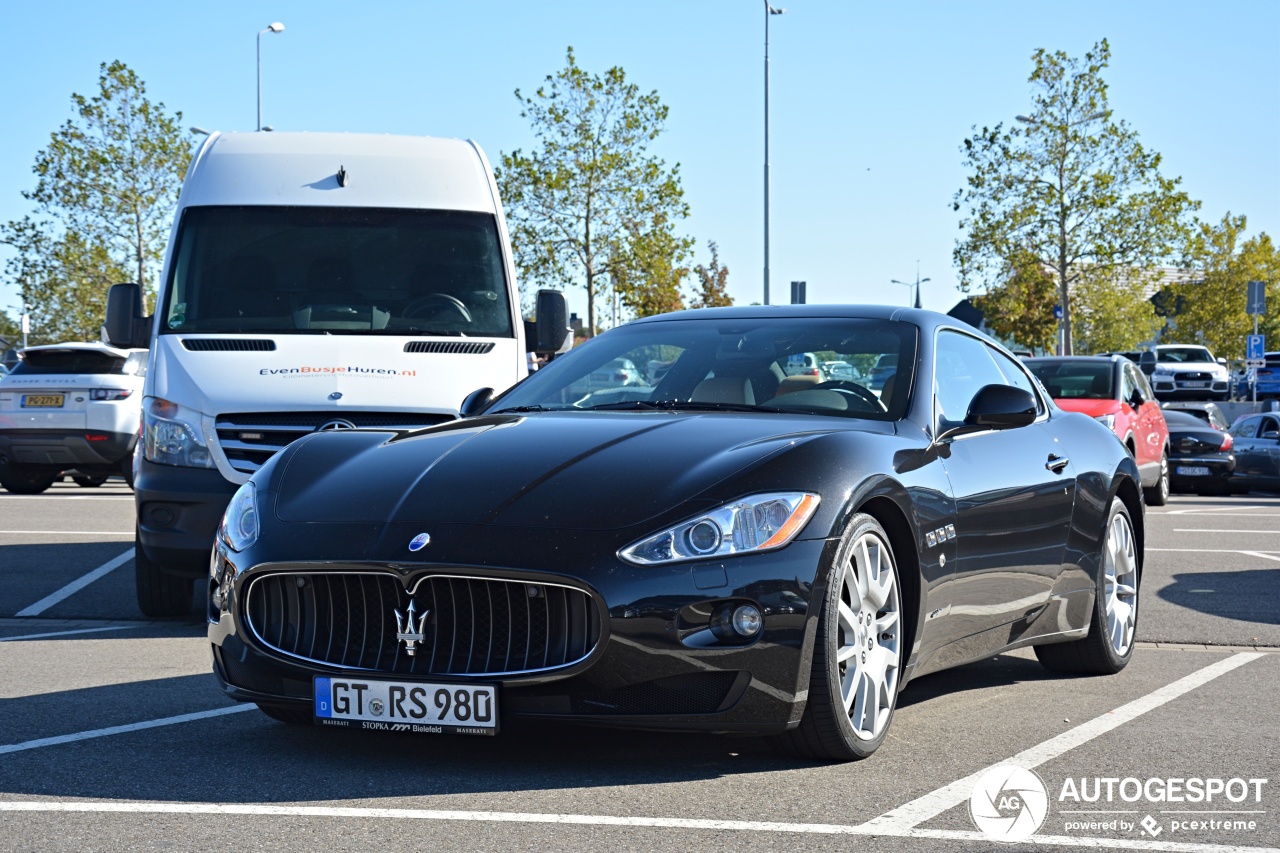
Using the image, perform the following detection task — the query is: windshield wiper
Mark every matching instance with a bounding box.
[584,400,787,414]
[489,404,561,414]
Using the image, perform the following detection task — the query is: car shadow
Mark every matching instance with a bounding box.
[896,652,1060,710]
[1156,568,1280,625]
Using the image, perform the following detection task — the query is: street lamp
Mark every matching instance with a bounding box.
[257,22,285,132]
[891,265,930,309]
[763,1,785,305]
[190,126,211,136]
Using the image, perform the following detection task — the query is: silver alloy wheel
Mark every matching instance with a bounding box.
[1157,454,1170,502]
[836,530,901,741]
[1103,506,1139,656]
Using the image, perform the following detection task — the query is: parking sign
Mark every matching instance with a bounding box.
[1248,334,1265,361]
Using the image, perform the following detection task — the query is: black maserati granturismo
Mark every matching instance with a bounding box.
[209,306,1143,761]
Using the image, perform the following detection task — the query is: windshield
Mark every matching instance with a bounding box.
[1158,347,1214,363]
[160,206,514,337]
[1025,359,1114,399]
[493,316,917,421]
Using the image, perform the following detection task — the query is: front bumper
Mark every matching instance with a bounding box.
[0,429,135,468]
[209,532,832,734]
[1150,376,1229,399]
[1168,453,1235,490]
[136,457,238,576]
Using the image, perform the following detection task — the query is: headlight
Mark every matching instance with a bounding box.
[1152,366,1173,376]
[619,492,820,566]
[219,482,259,552]
[143,397,214,468]
[1094,414,1116,430]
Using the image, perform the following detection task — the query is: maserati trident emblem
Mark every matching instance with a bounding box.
[394,599,429,656]
[408,532,430,551]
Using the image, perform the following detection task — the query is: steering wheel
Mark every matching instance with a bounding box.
[812,380,886,413]
[401,293,472,323]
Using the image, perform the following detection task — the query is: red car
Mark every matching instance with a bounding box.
[1026,356,1171,505]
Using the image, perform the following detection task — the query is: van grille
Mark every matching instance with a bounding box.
[244,571,601,676]
[403,341,495,354]
[214,411,453,474]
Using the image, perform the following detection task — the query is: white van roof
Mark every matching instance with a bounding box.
[181,132,499,213]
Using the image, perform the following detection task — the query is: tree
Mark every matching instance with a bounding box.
[969,249,1058,353]
[21,60,190,300]
[1072,269,1162,354]
[1169,213,1280,358]
[954,39,1199,354]
[689,241,733,309]
[609,212,693,319]
[498,47,691,335]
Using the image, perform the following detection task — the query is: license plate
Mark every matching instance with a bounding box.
[1181,381,1209,388]
[1176,465,1211,476]
[314,676,497,735]
[20,394,64,408]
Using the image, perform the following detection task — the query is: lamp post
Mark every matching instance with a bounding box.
[190,126,211,136]
[891,266,930,309]
[1015,110,1107,354]
[257,22,285,132]
[763,2,785,305]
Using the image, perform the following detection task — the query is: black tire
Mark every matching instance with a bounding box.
[121,455,136,489]
[134,527,194,617]
[778,513,904,761]
[1143,450,1170,506]
[256,703,313,725]
[0,462,58,494]
[1035,497,1138,674]
[72,472,109,488]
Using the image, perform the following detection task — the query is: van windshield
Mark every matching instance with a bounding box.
[160,206,514,337]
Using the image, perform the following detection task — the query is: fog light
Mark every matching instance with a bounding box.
[710,602,764,642]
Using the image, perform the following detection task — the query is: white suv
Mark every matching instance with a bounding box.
[1146,344,1230,401]
[0,342,146,493]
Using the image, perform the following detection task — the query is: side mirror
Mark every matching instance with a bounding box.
[104,283,149,349]
[531,289,572,355]
[965,384,1037,429]
[1217,357,1228,366]
[459,387,494,418]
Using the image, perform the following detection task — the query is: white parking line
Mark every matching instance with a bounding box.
[13,549,135,617]
[857,653,1263,834]
[0,803,1271,852]
[1241,551,1280,563]
[0,530,134,536]
[1148,548,1280,553]
[0,705,255,755]
[1174,529,1280,534]
[0,626,132,642]
[0,495,133,500]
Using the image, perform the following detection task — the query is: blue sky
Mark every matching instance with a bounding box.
[1,0,1277,326]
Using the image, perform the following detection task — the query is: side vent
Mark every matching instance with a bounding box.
[182,339,277,352]
[403,341,496,355]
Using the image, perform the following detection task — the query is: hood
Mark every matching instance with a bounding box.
[273,411,869,530]
[1053,398,1121,418]
[149,333,520,416]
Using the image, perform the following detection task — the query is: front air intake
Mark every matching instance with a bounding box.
[181,339,277,351]
[403,341,495,355]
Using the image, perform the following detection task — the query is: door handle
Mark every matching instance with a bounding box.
[1046,454,1070,473]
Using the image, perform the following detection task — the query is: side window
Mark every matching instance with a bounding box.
[934,330,1010,428]
[1134,366,1156,402]
[1232,417,1259,439]
[1120,364,1139,402]
[987,346,1045,415]
[1262,418,1280,439]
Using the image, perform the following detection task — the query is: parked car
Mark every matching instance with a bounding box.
[1164,410,1235,495]
[0,342,146,493]
[1251,352,1280,400]
[1227,412,1280,493]
[867,353,898,390]
[209,305,1144,762]
[822,360,856,381]
[1147,344,1231,401]
[783,351,826,381]
[1160,401,1230,431]
[1025,355,1171,505]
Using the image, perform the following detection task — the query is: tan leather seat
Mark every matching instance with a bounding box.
[775,375,821,396]
[691,377,756,405]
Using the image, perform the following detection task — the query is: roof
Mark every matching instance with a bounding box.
[18,341,141,358]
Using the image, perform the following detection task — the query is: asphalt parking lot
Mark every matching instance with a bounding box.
[1,480,1277,852]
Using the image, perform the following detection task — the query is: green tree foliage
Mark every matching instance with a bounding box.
[690,241,733,310]
[954,39,1198,354]
[969,250,1058,353]
[1072,270,1162,354]
[498,47,691,335]
[19,60,189,300]
[609,212,693,319]
[1169,213,1280,359]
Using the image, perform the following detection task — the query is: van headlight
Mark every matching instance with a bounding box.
[619,493,819,566]
[219,482,259,552]
[143,397,214,468]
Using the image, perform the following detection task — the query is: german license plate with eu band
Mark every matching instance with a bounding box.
[314,676,498,735]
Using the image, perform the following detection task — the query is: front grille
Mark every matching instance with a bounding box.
[181,338,277,351]
[244,571,602,677]
[214,411,453,474]
[1178,372,1211,381]
[403,341,495,354]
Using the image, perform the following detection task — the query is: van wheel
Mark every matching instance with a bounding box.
[0,462,59,494]
[135,527,194,617]
[121,456,136,489]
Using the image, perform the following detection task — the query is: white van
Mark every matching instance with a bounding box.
[105,131,568,616]
[0,342,147,493]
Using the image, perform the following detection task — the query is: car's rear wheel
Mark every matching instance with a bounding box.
[134,526,195,617]
[0,461,58,494]
[780,513,903,761]
[1144,450,1170,506]
[1035,497,1138,674]
[256,703,313,725]
[72,472,109,488]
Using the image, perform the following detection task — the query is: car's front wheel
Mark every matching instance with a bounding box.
[781,513,903,761]
[1035,497,1138,674]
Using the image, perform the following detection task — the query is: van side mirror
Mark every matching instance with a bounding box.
[531,289,572,355]
[104,283,150,349]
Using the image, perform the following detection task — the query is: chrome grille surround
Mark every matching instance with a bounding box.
[242,570,603,678]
